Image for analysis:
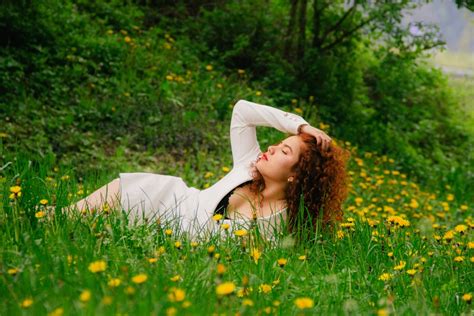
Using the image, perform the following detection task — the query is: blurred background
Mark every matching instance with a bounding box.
[1,0,473,201]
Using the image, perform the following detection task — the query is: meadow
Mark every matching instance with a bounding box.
[1,138,472,315]
[1,1,473,315]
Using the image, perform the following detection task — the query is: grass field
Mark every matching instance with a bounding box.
[1,139,472,315]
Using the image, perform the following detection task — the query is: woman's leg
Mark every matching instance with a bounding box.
[66,178,121,213]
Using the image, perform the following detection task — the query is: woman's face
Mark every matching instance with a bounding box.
[255,135,306,182]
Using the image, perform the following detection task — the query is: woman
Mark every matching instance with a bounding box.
[68,99,351,240]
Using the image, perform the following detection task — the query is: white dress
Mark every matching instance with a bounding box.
[119,99,309,240]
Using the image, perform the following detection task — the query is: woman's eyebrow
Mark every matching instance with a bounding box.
[279,141,293,153]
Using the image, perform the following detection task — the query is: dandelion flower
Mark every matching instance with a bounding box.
[216,282,236,296]
[462,293,472,304]
[39,199,48,205]
[79,290,91,302]
[168,287,186,302]
[406,269,417,276]
[170,275,181,282]
[20,298,33,308]
[234,229,248,237]
[131,273,148,284]
[378,273,392,281]
[393,261,406,270]
[212,214,223,221]
[108,278,121,287]
[88,260,107,273]
[277,258,287,267]
[294,297,314,309]
[35,211,46,219]
[259,284,272,293]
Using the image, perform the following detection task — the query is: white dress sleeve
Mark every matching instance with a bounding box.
[230,99,310,167]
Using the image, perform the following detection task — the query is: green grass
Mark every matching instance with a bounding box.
[446,75,474,135]
[1,143,472,315]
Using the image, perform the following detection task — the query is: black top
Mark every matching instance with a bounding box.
[213,180,253,219]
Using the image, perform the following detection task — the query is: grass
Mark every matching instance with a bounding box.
[1,139,472,315]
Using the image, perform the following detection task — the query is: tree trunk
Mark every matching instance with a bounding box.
[296,0,307,61]
[283,0,299,62]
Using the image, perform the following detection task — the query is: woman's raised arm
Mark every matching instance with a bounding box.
[230,99,310,167]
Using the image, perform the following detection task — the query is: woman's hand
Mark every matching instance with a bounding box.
[298,124,332,150]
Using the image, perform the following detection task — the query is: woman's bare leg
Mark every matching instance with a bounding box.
[65,178,121,214]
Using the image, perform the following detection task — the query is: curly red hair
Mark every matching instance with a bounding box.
[248,133,351,236]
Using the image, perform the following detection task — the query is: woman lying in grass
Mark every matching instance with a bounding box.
[67,99,351,240]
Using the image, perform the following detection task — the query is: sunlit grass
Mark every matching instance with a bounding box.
[1,138,472,315]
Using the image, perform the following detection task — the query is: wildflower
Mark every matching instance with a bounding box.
[447,193,454,201]
[221,223,230,230]
[206,64,213,71]
[216,282,236,296]
[191,241,199,248]
[174,241,182,249]
[409,199,419,209]
[462,293,472,304]
[294,108,303,114]
[443,230,455,241]
[48,307,64,316]
[460,205,468,211]
[165,229,173,236]
[277,258,287,267]
[88,260,107,273]
[207,245,216,256]
[387,215,410,227]
[387,252,394,258]
[102,296,113,305]
[255,91,262,96]
[9,186,22,199]
[131,273,148,284]
[222,166,230,172]
[212,214,223,221]
[168,287,186,302]
[250,248,261,264]
[35,211,46,219]
[108,278,121,287]
[355,197,363,205]
[39,199,48,205]
[234,229,248,237]
[148,257,158,263]
[393,261,406,270]
[298,255,307,261]
[166,75,174,81]
[454,224,467,234]
[124,36,132,43]
[454,256,464,262]
[182,301,192,308]
[20,298,33,308]
[170,275,181,282]
[237,69,245,75]
[79,290,91,302]
[337,230,344,239]
[204,171,214,178]
[166,307,177,316]
[468,242,474,249]
[378,273,392,281]
[242,299,254,306]
[259,284,272,294]
[216,263,226,275]
[406,269,417,276]
[294,297,314,309]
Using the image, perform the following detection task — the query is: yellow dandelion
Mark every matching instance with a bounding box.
[250,248,261,264]
[298,255,307,261]
[39,199,48,205]
[108,278,121,287]
[170,275,181,282]
[216,263,226,275]
[216,282,236,296]
[20,298,33,308]
[148,257,158,263]
[221,223,230,230]
[454,256,464,262]
[206,64,213,71]
[294,297,314,309]
[234,229,248,237]
[259,284,272,294]
[222,166,230,172]
[174,241,182,249]
[79,290,91,302]
[243,299,254,306]
[294,108,303,114]
[212,214,223,221]
[204,171,214,178]
[102,296,113,305]
[124,36,132,43]
[237,69,245,75]
[35,211,46,219]
[447,193,454,201]
[168,287,186,302]
[131,273,148,284]
[255,91,262,96]
[165,229,173,236]
[454,224,467,234]
[88,260,107,273]
[393,260,406,270]
[406,269,417,276]
[462,293,472,303]
[378,273,392,281]
[48,307,64,316]
[277,258,287,267]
